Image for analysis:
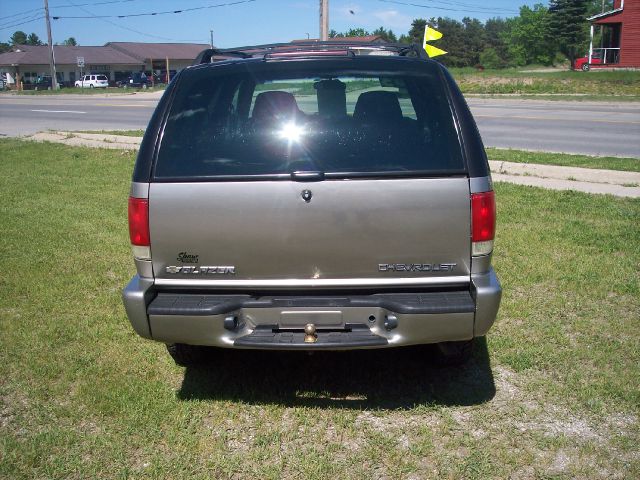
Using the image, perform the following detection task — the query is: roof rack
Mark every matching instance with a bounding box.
[193,41,429,65]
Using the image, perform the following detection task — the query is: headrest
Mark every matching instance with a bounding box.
[252,91,301,122]
[353,91,403,123]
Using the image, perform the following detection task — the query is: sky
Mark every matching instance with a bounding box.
[1,0,544,48]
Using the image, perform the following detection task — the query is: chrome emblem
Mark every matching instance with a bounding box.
[379,263,457,272]
[166,266,236,274]
[301,189,312,202]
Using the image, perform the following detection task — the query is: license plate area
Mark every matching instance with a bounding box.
[278,310,344,328]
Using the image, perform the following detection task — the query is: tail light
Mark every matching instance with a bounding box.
[471,191,496,256]
[128,196,151,260]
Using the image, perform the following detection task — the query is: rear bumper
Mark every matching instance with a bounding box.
[122,269,501,349]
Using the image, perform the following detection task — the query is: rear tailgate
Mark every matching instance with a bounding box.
[149,177,470,288]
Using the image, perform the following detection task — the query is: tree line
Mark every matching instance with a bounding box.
[330,1,613,68]
[0,31,78,54]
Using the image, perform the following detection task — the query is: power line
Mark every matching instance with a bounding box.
[0,11,44,28]
[0,15,46,32]
[377,0,518,15]
[0,7,43,22]
[52,0,257,20]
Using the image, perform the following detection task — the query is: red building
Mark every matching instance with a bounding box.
[587,0,640,68]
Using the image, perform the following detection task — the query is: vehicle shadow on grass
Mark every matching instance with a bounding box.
[177,337,495,409]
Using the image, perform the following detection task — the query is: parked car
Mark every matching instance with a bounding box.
[74,74,109,88]
[117,72,162,89]
[33,75,65,90]
[123,42,502,367]
[574,50,603,71]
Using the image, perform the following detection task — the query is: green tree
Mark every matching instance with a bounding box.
[462,17,485,66]
[343,28,370,37]
[62,37,78,46]
[330,28,370,38]
[372,26,397,42]
[503,4,555,66]
[484,17,510,66]
[10,31,27,46]
[26,33,43,46]
[479,47,502,68]
[427,17,467,67]
[0,42,10,53]
[407,19,427,45]
[549,0,590,67]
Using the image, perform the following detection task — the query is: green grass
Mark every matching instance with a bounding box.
[487,148,640,172]
[449,68,640,96]
[1,138,639,478]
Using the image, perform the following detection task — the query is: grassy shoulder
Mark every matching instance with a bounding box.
[1,138,638,479]
[487,148,640,172]
[451,68,640,96]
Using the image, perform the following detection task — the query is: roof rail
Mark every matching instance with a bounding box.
[194,41,429,65]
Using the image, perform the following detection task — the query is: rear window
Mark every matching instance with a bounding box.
[97,75,108,81]
[155,62,464,179]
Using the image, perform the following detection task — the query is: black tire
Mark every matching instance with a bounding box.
[432,339,474,367]
[166,343,211,366]
[582,63,590,72]
[90,84,94,89]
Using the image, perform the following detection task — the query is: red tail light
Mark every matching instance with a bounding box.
[471,191,496,256]
[128,197,149,246]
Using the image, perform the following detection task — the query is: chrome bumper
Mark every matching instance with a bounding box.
[122,269,502,349]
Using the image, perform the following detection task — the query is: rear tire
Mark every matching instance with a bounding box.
[582,63,590,72]
[90,84,94,88]
[433,339,474,366]
[166,343,211,366]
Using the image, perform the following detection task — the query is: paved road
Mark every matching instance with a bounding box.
[0,92,158,136]
[468,98,640,158]
[1,93,639,157]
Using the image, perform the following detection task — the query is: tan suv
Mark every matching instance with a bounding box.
[123,41,502,366]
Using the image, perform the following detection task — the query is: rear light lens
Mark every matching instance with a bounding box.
[471,191,496,256]
[128,196,151,260]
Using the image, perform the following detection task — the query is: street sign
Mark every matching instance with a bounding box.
[77,56,85,68]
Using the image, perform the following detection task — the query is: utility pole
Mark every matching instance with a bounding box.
[319,0,328,41]
[210,30,214,48]
[43,0,58,90]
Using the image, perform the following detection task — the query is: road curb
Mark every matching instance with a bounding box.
[488,160,640,186]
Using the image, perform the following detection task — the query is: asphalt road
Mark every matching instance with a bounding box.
[1,92,639,157]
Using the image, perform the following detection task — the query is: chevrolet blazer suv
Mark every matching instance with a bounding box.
[122,42,502,366]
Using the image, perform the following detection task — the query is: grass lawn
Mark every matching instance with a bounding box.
[486,148,640,173]
[450,68,640,97]
[1,139,638,479]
